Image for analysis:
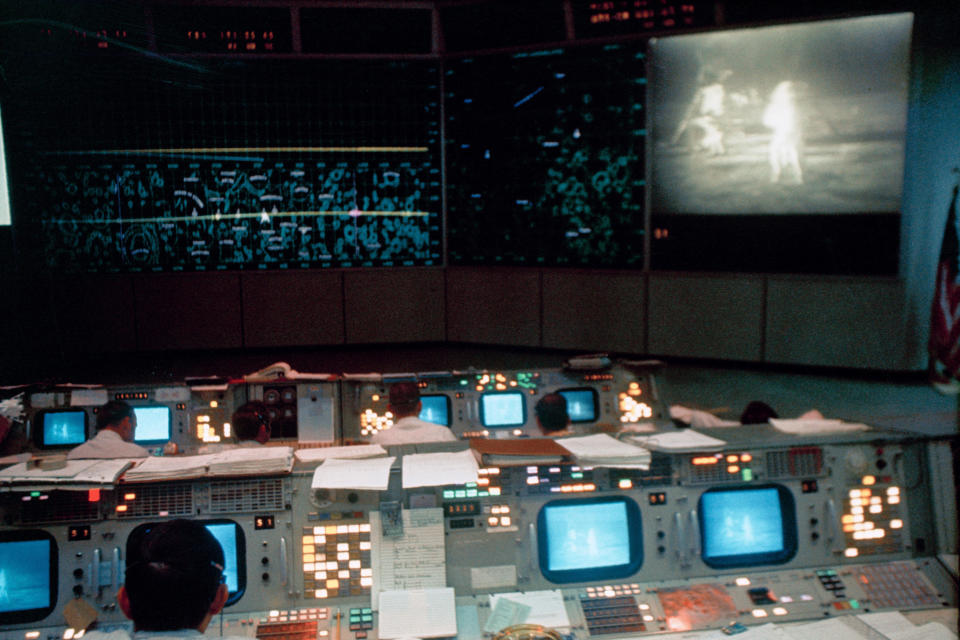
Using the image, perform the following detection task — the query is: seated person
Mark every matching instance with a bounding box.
[67,401,149,459]
[534,393,573,437]
[371,382,457,446]
[83,519,246,640]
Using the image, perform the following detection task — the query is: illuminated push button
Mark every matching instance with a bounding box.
[772,607,788,616]
[501,516,512,527]
[890,519,903,529]
[751,609,768,618]
[643,615,654,622]
[488,517,499,527]
[862,475,876,486]
[844,548,859,558]
[735,577,751,586]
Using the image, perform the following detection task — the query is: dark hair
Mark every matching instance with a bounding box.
[125,519,225,631]
[97,400,134,430]
[535,394,569,434]
[740,401,779,425]
[388,382,421,417]
[233,401,270,441]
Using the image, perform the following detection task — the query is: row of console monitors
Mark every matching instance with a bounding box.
[24,362,664,451]
[1,435,957,634]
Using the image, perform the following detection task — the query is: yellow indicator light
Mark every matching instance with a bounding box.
[773,607,788,616]
[488,517,499,526]
[741,453,753,462]
[845,548,859,557]
[890,519,903,529]
[124,493,137,501]
[692,456,719,465]
[116,505,128,512]
[477,478,490,486]
[727,465,740,474]
[210,400,218,408]
[842,515,855,524]
[619,479,633,489]
[326,579,339,589]
[726,455,739,463]
[475,385,484,392]
[862,475,876,486]
[496,383,506,391]
[26,633,41,639]
[198,415,210,423]
[861,489,872,497]
[843,524,856,532]
[751,609,768,618]
[372,394,380,402]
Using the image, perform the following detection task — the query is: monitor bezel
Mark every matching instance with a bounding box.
[126,519,246,606]
[697,483,798,569]
[537,495,643,584]
[479,391,527,428]
[0,529,58,624]
[35,409,88,449]
[418,394,452,427]
[131,405,173,446]
[556,387,600,424]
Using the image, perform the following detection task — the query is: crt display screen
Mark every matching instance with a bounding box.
[699,485,797,568]
[0,531,56,624]
[133,406,171,444]
[41,411,87,447]
[537,496,642,583]
[127,520,246,606]
[419,394,450,427]
[557,388,598,423]
[480,392,526,428]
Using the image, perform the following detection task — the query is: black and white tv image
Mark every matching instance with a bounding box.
[0,530,57,624]
[650,13,912,215]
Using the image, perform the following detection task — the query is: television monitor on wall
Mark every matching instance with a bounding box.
[132,406,171,445]
[127,520,246,606]
[480,392,526,428]
[0,530,58,624]
[648,12,912,273]
[537,496,643,584]
[557,388,599,423]
[419,394,451,427]
[698,484,797,568]
[37,410,87,448]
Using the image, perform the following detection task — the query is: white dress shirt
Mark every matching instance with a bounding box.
[370,416,457,446]
[67,429,149,459]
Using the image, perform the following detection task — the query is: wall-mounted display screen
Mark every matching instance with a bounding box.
[557,387,599,423]
[39,410,87,447]
[419,394,451,427]
[127,520,246,606]
[698,484,797,568]
[480,392,526,428]
[446,41,646,267]
[132,406,171,445]
[3,33,441,272]
[648,13,911,273]
[537,496,642,583]
[0,530,57,624]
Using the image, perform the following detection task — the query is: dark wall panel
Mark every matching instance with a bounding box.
[447,268,541,347]
[542,271,645,353]
[51,274,137,355]
[343,269,445,344]
[241,272,345,348]
[133,273,243,351]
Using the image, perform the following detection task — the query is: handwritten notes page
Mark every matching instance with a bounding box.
[370,507,447,608]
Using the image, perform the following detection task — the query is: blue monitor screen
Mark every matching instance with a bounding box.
[127,520,245,606]
[133,406,171,444]
[41,411,87,447]
[699,485,797,568]
[205,522,241,596]
[537,496,642,583]
[419,394,451,427]
[558,388,598,423]
[0,531,56,624]
[480,392,525,428]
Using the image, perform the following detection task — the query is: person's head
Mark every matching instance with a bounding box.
[388,382,421,419]
[120,519,228,632]
[232,401,271,443]
[97,401,136,442]
[740,401,779,425]
[535,393,570,435]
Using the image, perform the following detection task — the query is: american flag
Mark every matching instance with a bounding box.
[929,184,960,384]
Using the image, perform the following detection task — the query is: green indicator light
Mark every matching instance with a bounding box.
[479,491,489,497]
[362,608,372,615]
[30,491,41,497]
[467,490,478,497]
[443,491,454,499]
[571,472,583,479]
[460,380,468,386]
[849,600,860,609]
[742,468,753,481]
[455,490,466,498]
[466,482,477,488]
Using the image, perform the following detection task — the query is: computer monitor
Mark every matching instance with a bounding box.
[480,392,526,428]
[537,496,643,584]
[0,530,57,624]
[132,406,171,445]
[698,484,797,568]
[127,520,246,606]
[419,394,451,427]
[557,388,599,423]
[38,410,87,448]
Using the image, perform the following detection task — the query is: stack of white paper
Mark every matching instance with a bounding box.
[557,433,652,469]
[378,587,457,639]
[122,454,215,482]
[295,444,387,463]
[402,449,479,488]
[207,446,294,475]
[629,430,727,452]
[770,419,870,435]
[311,456,396,491]
[0,458,135,488]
